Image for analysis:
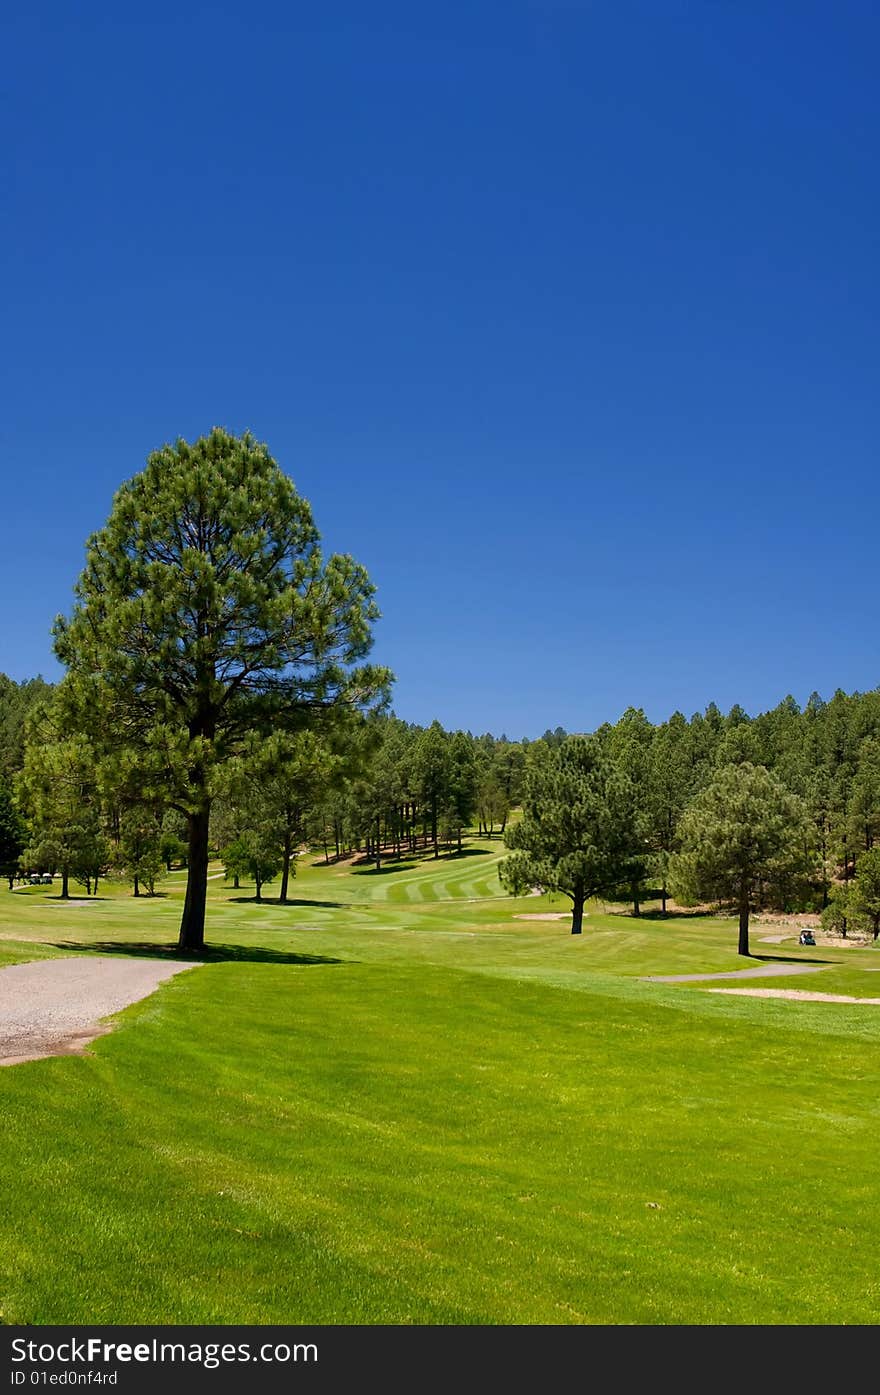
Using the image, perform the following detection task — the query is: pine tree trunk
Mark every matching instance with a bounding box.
[178,804,210,952]
[571,883,586,936]
[661,882,667,916]
[233,873,239,890]
[632,882,640,917]
[432,799,438,859]
[255,873,262,903]
[375,815,381,870]
[738,881,751,957]
[133,875,140,898]
[279,829,292,903]
[61,869,69,899]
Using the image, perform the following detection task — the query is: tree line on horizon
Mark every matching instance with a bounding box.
[0,429,877,957]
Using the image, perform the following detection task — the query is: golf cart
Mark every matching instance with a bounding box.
[798,928,816,947]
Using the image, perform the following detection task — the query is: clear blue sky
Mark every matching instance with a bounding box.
[2,2,877,738]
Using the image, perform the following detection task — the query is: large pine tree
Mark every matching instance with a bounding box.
[53,428,390,950]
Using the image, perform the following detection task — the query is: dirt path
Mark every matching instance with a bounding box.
[0,957,199,1066]
[644,963,833,984]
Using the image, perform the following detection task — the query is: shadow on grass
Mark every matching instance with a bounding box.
[750,953,834,966]
[31,895,111,902]
[353,862,417,877]
[634,908,725,920]
[348,846,493,870]
[48,940,344,966]
[442,848,494,859]
[227,896,348,909]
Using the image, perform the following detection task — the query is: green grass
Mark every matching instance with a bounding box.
[1,840,879,1324]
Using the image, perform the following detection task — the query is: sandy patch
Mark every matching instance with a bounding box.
[819,935,874,949]
[708,988,880,1005]
[755,913,822,929]
[515,912,571,922]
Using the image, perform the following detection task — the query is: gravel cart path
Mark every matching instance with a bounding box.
[643,963,833,984]
[0,957,199,1066]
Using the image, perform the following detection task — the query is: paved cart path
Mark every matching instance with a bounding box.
[643,963,834,984]
[0,957,199,1065]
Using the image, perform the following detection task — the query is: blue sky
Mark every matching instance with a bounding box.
[2,2,877,738]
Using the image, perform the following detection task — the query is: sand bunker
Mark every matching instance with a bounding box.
[708,988,880,1005]
[514,912,571,922]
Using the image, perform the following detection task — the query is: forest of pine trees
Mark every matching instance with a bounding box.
[2,672,879,931]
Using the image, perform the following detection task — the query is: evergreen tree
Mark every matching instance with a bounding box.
[53,428,390,949]
[412,721,451,859]
[17,703,103,899]
[118,806,165,896]
[0,674,53,778]
[0,784,26,889]
[221,829,281,902]
[445,731,478,852]
[820,884,859,940]
[672,763,813,956]
[605,708,652,914]
[476,766,508,838]
[645,713,692,915]
[500,736,641,934]
[850,739,880,853]
[851,847,880,939]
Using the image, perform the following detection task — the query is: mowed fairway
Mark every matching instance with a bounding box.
[1,841,879,1324]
